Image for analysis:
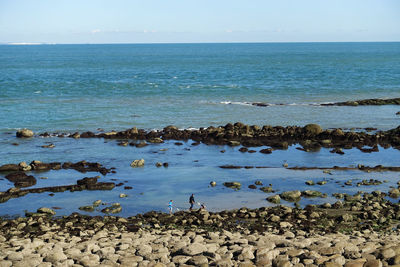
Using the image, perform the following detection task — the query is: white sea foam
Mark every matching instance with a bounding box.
[218,100,334,107]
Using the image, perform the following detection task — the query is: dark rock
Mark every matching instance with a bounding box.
[0,164,21,172]
[87,182,115,190]
[77,177,98,186]
[5,172,36,188]
[259,148,272,154]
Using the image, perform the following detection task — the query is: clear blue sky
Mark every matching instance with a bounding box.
[0,0,399,44]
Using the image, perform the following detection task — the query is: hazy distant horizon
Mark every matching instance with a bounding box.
[2,41,400,46]
[1,0,399,44]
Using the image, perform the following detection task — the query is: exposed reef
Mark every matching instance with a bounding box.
[35,122,400,151]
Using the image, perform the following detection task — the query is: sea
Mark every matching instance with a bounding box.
[0,42,399,217]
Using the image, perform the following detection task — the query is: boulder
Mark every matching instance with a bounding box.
[303,124,322,135]
[131,159,145,168]
[280,190,301,202]
[223,182,241,189]
[260,186,273,193]
[16,128,34,138]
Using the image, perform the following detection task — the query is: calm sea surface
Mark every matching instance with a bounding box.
[0,43,399,217]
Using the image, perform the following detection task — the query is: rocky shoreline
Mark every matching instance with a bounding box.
[2,119,400,266]
[1,189,400,266]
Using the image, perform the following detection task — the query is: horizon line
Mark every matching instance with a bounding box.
[1,40,400,46]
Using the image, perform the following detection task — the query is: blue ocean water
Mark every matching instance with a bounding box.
[1,42,399,132]
[0,42,400,217]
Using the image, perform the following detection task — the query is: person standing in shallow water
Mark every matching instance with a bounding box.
[168,200,173,214]
[189,194,195,211]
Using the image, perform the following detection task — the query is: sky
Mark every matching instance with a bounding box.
[0,0,399,44]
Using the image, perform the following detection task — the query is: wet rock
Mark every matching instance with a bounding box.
[77,177,98,186]
[41,143,55,148]
[131,159,145,168]
[0,164,20,172]
[280,190,301,202]
[260,186,273,193]
[306,180,315,185]
[86,182,115,190]
[228,141,241,146]
[223,182,241,190]
[148,138,164,143]
[304,124,322,135]
[93,200,102,206]
[79,205,95,212]
[37,207,56,215]
[155,162,163,167]
[302,190,323,198]
[248,184,257,189]
[389,188,400,198]
[19,161,31,171]
[101,203,122,214]
[267,195,281,204]
[135,141,148,148]
[239,147,248,153]
[260,148,273,154]
[5,172,36,188]
[16,128,34,138]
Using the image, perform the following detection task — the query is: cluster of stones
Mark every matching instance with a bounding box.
[1,201,400,266]
[36,122,400,151]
